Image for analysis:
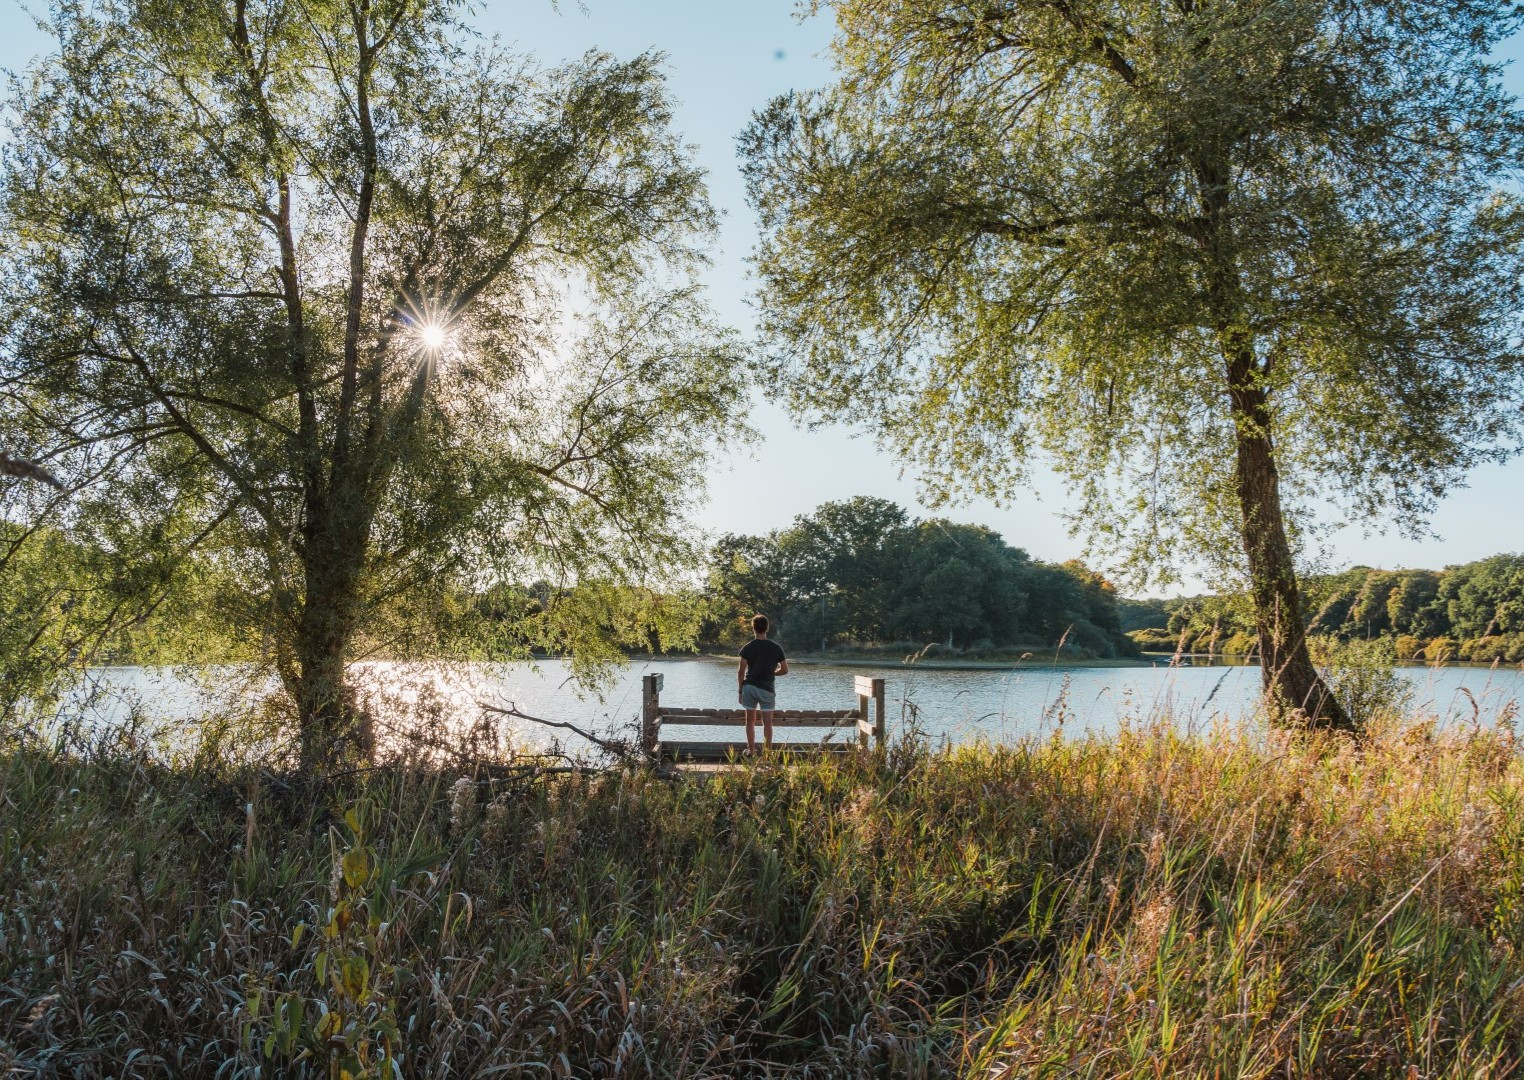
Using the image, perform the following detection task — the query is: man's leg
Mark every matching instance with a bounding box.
[762,709,774,751]
[744,708,758,753]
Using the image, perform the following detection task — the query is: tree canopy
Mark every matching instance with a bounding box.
[741,0,1524,726]
[706,496,1135,657]
[0,0,743,767]
[1141,553,1524,664]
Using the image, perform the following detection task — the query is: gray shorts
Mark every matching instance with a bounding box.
[740,684,776,711]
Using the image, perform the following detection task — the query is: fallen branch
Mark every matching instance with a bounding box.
[478,701,641,762]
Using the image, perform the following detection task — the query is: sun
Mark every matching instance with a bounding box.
[418,322,448,351]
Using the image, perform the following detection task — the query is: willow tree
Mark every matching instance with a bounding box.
[742,0,1524,726]
[2,0,743,770]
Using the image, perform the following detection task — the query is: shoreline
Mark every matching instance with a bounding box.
[693,650,1154,671]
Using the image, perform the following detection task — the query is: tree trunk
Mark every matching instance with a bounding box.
[294,503,374,773]
[1223,342,1352,729]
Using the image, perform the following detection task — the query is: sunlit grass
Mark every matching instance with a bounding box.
[3,714,1523,1076]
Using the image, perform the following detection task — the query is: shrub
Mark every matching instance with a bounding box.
[1316,637,1412,724]
[1128,629,1178,652]
[1424,636,1460,662]
[1394,634,1425,661]
[1467,637,1512,663]
[1220,630,1258,656]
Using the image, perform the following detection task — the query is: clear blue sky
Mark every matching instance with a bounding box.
[3,1,1521,593]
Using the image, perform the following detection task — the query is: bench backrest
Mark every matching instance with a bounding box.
[640,673,885,753]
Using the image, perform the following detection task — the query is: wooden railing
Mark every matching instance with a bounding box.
[640,673,886,760]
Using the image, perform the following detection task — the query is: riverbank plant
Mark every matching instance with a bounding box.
[2,712,1523,1076]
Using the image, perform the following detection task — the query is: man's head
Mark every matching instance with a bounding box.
[752,614,769,637]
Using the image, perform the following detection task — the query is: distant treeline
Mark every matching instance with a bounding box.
[703,497,1137,658]
[1130,555,1524,663]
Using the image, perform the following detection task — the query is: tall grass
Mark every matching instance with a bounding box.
[2,714,1523,1077]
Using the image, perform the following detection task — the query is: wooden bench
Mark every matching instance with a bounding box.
[640,673,886,762]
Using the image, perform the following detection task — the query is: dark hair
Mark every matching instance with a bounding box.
[752,614,769,635]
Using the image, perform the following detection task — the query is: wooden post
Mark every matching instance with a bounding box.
[641,673,663,756]
[872,677,886,749]
[855,675,885,749]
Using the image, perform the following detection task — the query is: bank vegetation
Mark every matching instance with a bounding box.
[4,707,1523,1076]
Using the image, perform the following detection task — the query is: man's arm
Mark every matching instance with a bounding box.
[737,657,748,695]
[775,646,788,676]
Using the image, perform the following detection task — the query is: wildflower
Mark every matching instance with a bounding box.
[449,777,476,833]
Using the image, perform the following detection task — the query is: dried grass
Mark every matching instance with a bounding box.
[2,713,1523,1076]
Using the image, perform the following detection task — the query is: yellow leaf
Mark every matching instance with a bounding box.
[342,848,370,890]
[342,954,370,999]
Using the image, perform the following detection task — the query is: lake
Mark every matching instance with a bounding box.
[64,656,1524,756]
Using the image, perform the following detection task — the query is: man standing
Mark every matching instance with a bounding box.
[738,614,788,753]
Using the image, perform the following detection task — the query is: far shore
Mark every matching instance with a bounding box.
[692,650,1156,671]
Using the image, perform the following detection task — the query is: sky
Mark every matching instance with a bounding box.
[2,0,1522,594]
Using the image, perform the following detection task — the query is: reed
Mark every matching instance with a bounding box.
[2,712,1522,1077]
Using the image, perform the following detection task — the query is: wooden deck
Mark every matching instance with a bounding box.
[641,674,885,761]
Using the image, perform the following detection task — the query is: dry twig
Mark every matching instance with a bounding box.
[478,701,641,762]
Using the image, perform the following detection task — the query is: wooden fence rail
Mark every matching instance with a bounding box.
[641,673,885,762]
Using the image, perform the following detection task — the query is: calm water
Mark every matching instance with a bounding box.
[66,656,1524,755]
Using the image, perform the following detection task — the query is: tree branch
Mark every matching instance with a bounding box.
[0,454,63,489]
[478,701,641,761]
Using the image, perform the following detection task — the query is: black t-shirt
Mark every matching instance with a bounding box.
[740,638,786,692]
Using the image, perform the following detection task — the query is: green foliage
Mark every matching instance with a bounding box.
[1434,555,1524,639]
[741,0,1524,582]
[0,528,111,723]
[5,717,1524,1075]
[1115,596,1169,634]
[0,523,258,725]
[1144,554,1524,664]
[706,497,1135,656]
[742,0,1524,726]
[242,800,439,1077]
[0,0,743,757]
[1312,637,1414,725]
